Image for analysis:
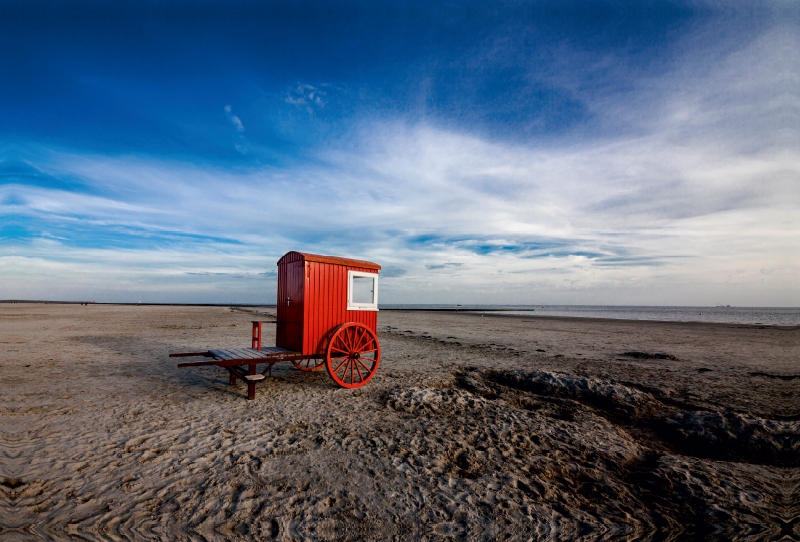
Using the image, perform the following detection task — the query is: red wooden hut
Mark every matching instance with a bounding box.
[276,251,380,356]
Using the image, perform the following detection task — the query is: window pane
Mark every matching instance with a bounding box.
[352,276,375,304]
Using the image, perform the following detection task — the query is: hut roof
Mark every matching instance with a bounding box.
[277,251,381,270]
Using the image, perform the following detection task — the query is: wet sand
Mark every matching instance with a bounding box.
[1,304,798,540]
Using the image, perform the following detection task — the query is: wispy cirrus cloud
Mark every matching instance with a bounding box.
[224,105,245,132]
[426,262,464,270]
[285,84,327,116]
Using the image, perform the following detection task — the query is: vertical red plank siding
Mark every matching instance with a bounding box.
[317,261,326,354]
[320,262,329,354]
[307,261,320,355]
[276,251,306,351]
[295,261,306,350]
[303,261,310,355]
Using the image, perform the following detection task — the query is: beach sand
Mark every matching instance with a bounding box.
[1,304,798,540]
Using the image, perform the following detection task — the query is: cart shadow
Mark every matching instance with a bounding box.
[70,334,357,399]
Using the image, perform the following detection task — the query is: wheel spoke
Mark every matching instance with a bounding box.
[344,326,356,351]
[362,332,377,352]
[350,326,362,351]
[333,357,349,373]
[336,358,349,379]
[358,328,372,352]
[349,327,364,353]
[353,360,364,382]
[356,328,370,352]
[350,327,361,351]
[355,357,373,374]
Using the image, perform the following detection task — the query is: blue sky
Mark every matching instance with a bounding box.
[1,1,798,305]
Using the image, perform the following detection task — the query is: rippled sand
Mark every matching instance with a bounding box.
[1,304,798,540]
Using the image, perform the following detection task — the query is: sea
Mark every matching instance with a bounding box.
[378,305,800,326]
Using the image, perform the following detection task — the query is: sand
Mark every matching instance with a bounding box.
[1,304,798,540]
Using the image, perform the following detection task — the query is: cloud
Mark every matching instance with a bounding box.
[224,104,244,132]
[3,22,798,305]
[380,267,407,278]
[426,262,464,270]
[285,83,326,115]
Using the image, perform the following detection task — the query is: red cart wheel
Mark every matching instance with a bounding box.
[292,358,325,372]
[326,323,381,388]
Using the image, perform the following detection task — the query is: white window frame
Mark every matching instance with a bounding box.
[347,270,379,311]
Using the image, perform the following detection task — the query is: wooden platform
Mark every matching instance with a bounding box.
[171,346,318,400]
[171,347,300,367]
[208,347,293,360]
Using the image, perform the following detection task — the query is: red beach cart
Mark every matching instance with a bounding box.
[170,251,381,400]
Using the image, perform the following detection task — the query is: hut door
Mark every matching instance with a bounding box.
[283,261,305,351]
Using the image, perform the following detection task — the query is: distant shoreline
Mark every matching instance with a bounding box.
[0,300,279,307]
[3,300,799,309]
[0,300,552,312]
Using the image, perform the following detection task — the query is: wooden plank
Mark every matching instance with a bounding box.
[260,346,293,355]
[216,348,288,360]
[220,349,246,360]
[207,349,228,360]
[248,348,272,358]
[210,349,239,360]
[229,348,261,360]
[178,354,312,368]
[233,347,291,359]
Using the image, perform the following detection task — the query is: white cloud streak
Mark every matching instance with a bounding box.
[224,104,245,132]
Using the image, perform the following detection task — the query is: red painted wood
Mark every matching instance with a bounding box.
[251,321,262,349]
[278,251,380,270]
[277,259,305,351]
[275,251,379,356]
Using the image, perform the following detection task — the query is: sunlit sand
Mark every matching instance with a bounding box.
[1,304,797,539]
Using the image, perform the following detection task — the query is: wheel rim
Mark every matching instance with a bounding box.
[292,358,326,372]
[326,323,380,388]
